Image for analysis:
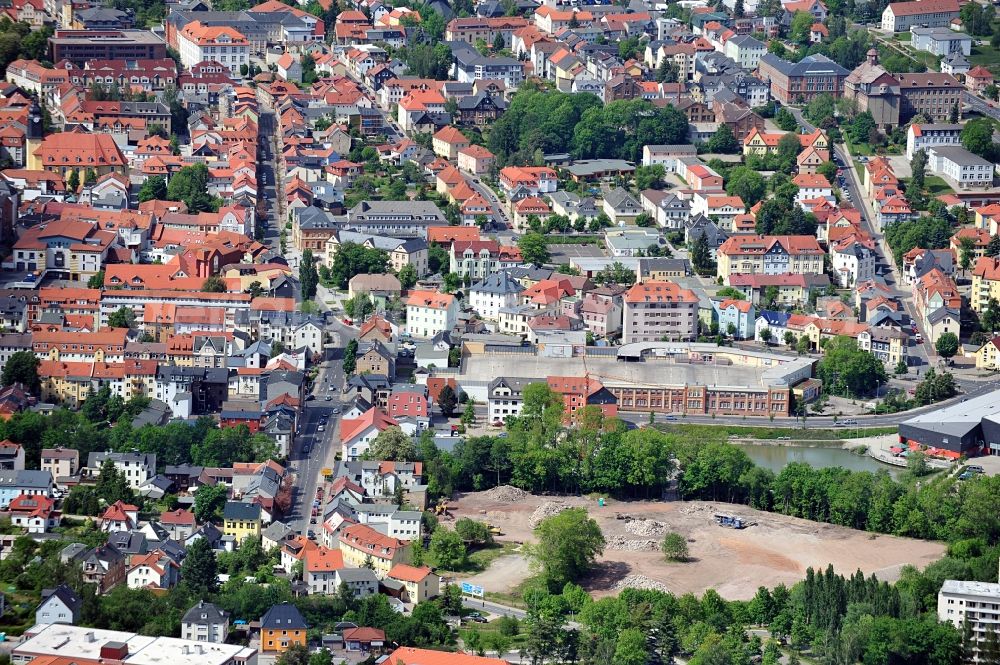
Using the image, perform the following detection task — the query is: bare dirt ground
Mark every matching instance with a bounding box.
[448,491,946,600]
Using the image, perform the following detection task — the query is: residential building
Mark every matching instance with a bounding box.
[80,544,126,593]
[973,336,1000,370]
[260,602,308,653]
[831,235,877,287]
[386,564,440,603]
[906,123,962,160]
[405,291,458,338]
[844,49,900,130]
[126,549,180,590]
[971,256,1000,313]
[338,523,410,578]
[49,30,168,64]
[927,145,995,189]
[87,451,154,489]
[177,22,250,74]
[0,469,52,508]
[41,448,79,483]
[469,270,524,321]
[223,501,262,542]
[857,327,907,366]
[182,600,230,643]
[304,547,345,594]
[937,579,1000,661]
[36,585,81,625]
[714,299,756,339]
[11,494,58,533]
[717,235,825,280]
[623,281,699,343]
[911,27,971,56]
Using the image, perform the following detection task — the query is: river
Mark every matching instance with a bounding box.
[738,443,902,476]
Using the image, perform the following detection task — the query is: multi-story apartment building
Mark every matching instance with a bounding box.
[448,240,523,281]
[177,22,249,75]
[717,235,825,280]
[928,146,995,189]
[971,256,1000,313]
[338,523,410,579]
[622,281,699,343]
[938,579,1000,660]
[405,291,458,338]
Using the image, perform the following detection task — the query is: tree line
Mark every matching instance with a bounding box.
[415,384,1000,547]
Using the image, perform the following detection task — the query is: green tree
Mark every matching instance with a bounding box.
[962,118,997,161]
[276,644,309,665]
[96,458,134,505]
[635,164,666,190]
[593,261,636,285]
[690,231,713,275]
[438,384,458,417]
[67,169,80,193]
[342,339,357,375]
[138,176,167,202]
[107,307,135,329]
[817,160,838,184]
[193,483,228,523]
[429,526,467,569]
[367,426,416,461]
[461,400,477,426]
[328,243,390,289]
[816,336,888,397]
[725,167,766,206]
[935,331,959,359]
[614,629,649,665]
[181,537,219,594]
[166,163,219,213]
[398,263,418,289]
[775,107,798,131]
[454,518,493,545]
[342,293,374,320]
[202,275,226,292]
[300,248,319,300]
[87,271,105,289]
[517,232,551,265]
[661,531,689,561]
[531,507,605,591]
[2,351,40,392]
[706,124,739,154]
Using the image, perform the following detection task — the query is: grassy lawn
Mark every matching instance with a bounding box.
[436,541,520,575]
[924,175,955,196]
[845,139,874,157]
[893,32,912,41]
[653,423,898,441]
[970,45,1000,74]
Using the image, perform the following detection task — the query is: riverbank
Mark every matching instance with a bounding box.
[655,423,897,441]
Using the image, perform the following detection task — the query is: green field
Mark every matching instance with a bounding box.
[924,175,955,196]
[970,45,1000,74]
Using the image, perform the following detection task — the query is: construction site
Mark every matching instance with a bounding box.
[450,488,945,600]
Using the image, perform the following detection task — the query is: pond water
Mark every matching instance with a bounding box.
[739,443,901,477]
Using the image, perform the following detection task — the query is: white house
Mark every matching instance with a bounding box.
[181,601,229,644]
[340,408,399,461]
[725,35,766,71]
[906,123,962,160]
[35,585,81,626]
[792,174,835,205]
[469,271,524,322]
[927,145,995,189]
[831,237,877,288]
[405,290,458,338]
[177,22,250,75]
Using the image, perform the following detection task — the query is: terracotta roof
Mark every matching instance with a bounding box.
[339,408,398,444]
[384,648,508,665]
[624,281,698,304]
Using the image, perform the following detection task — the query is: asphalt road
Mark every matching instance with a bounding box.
[963,91,1000,122]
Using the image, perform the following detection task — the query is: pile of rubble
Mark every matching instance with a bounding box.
[484,485,527,503]
[606,535,659,551]
[528,501,569,528]
[625,519,668,538]
[613,574,672,593]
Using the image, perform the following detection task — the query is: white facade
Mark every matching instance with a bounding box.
[906,123,962,160]
[928,146,996,189]
[938,579,1000,660]
[725,36,766,71]
[405,298,458,338]
[177,27,250,75]
[831,242,877,288]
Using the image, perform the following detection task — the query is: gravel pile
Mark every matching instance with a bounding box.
[606,535,659,551]
[625,519,668,537]
[613,574,672,593]
[484,485,527,502]
[528,501,569,528]
[485,510,507,522]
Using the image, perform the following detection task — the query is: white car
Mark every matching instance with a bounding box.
[318,425,326,432]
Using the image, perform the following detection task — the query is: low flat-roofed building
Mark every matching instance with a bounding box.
[452,342,814,417]
[13,624,256,665]
[899,388,1000,454]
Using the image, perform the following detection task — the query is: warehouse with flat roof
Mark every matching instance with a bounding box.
[898,389,1000,454]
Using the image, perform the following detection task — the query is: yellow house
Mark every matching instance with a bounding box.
[260,602,308,653]
[971,256,1000,313]
[339,524,409,579]
[387,564,440,603]
[742,128,785,156]
[223,501,262,543]
[975,337,1000,370]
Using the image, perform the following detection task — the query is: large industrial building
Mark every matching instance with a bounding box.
[899,389,1000,455]
[452,341,818,418]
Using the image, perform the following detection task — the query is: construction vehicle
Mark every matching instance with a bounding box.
[435,500,451,517]
[487,523,503,537]
[715,514,753,529]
